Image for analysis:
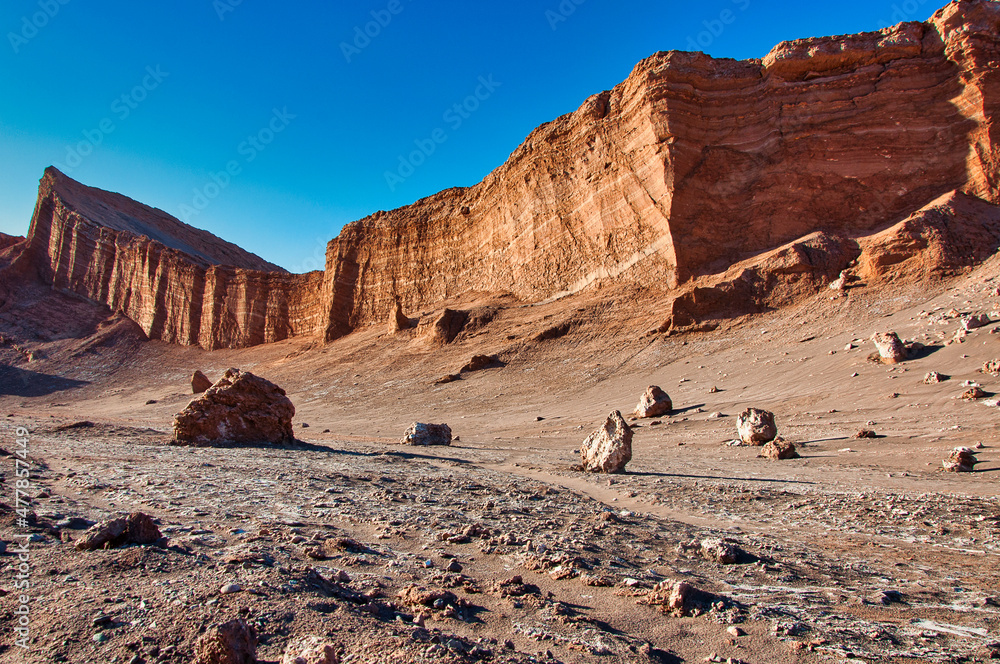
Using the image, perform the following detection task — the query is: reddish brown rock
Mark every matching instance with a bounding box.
[192,370,213,394]
[400,423,452,446]
[633,386,673,418]
[737,408,777,445]
[281,637,340,664]
[758,438,800,460]
[75,512,161,551]
[871,332,908,364]
[943,447,979,473]
[461,354,500,372]
[387,299,412,334]
[173,369,295,447]
[580,411,633,473]
[194,619,257,664]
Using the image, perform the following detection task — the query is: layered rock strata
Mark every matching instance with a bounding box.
[13,1,1000,350]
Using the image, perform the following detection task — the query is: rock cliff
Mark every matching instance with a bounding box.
[24,168,326,349]
[11,0,1000,349]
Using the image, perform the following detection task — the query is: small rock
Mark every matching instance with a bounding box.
[922,372,947,384]
[461,354,500,373]
[400,423,452,446]
[944,447,979,473]
[193,619,257,664]
[758,438,799,460]
[580,411,633,473]
[962,387,987,400]
[75,512,161,551]
[700,539,743,564]
[963,314,990,331]
[280,636,340,664]
[192,370,213,394]
[736,408,777,445]
[220,583,242,595]
[871,332,907,364]
[633,386,673,418]
[853,429,878,439]
[447,560,463,573]
[982,359,1000,376]
[727,626,745,637]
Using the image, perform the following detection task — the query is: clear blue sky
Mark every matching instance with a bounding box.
[0,0,942,272]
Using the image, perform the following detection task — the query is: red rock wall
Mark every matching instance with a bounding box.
[20,1,1000,348]
[323,1,1000,339]
[27,171,326,350]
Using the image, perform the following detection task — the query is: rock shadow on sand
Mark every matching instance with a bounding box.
[0,364,89,396]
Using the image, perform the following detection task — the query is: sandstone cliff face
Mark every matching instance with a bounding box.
[14,1,1000,349]
[322,0,1000,340]
[26,168,327,349]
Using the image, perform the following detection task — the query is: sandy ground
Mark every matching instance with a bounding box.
[1,260,1000,663]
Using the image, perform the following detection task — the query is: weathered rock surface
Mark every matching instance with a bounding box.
[944,447,979,472]
[192,370,213,394]
[10,1,1000,348]
[982,359,1000,375]
[736,408,777,446]
[461,354,501,373]
[75,512,161,551]
[580,411,633,473]
[280,636,340,664]
[633,386,672,418]
[700,539,743,564]
[173,369,295,447]
[400,423,452,446]
[871,332,908,364]
[387,299,412,334]
[923,371,948,383]
[759,438,800,460]
[194,619,258,664]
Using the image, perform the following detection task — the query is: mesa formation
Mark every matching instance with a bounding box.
[1,2,999,663]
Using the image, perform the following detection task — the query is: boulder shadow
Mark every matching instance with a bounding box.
[0,365,89,397]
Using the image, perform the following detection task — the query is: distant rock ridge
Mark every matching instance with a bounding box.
[10,0,1000,349]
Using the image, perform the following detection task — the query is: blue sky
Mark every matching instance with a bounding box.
[0,0,941,272]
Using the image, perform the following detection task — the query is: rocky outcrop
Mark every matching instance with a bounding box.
[12,2,1000,349]
[943,447,979,472]
[24,168,326,350]
[580,411,633,473]
[759,438,800,460]
[172,368,295,446]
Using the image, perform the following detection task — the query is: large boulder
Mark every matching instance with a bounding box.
[633,386,672,418]
[192,370,213,394]
[173,369,295,447]
[400,423,452,446]
[736,408,777,445]
[871,331,907,364]
[580,411,633,473]
[75,512,161,551]
[194,619,257,664]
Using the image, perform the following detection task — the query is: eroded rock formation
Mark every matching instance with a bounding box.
[7,1,1000,350]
